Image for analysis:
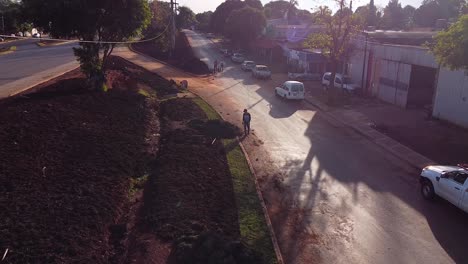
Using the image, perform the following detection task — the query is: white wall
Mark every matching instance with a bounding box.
[433,69,468,128]
[349,42,468,128]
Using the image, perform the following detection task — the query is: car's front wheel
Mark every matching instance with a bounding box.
[421,180,435,200]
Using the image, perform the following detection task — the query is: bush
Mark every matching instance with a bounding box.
[188,119,241,139]
[171,232,263,264]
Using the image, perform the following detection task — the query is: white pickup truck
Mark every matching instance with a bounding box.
[420,164,468,213]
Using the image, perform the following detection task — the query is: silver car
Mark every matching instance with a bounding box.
[231,53,245,63]
[241,61,256,71]
[252,65,271,79]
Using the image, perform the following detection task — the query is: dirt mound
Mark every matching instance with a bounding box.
[107,56,179,96]
[143,98,239,242]
[160,98,207,121]
[171,232,263,264]
[188,119,241,139]
[132,32,210,75]
[144,128,239,240]
[0,57,160,263]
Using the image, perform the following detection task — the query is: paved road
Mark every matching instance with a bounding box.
[0,38,78,98]
[182,30,468,264]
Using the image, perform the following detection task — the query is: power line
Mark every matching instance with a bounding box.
[0,24,170,45]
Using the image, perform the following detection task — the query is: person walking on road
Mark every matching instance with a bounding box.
[214,60,218,75]
[242,109,251,136]
[219,61,224,72]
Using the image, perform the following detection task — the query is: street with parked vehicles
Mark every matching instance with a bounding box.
[186,29,468,264]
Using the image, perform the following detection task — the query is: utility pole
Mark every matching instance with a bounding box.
[169,0,177,57]
[361,32,368,94]
[1,14,4,35]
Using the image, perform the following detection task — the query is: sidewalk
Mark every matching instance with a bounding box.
[303,81,468,168]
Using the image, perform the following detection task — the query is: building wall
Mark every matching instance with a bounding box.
[349,44,438,107]
[349,41,468,128]
[433,69,468,128]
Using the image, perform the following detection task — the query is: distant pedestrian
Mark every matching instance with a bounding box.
[219,61,224,72]
[214,60,218,74]
[242,109,251,136]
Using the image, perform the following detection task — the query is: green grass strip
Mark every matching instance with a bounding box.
[192,97,220,120]
[192,97,277,264]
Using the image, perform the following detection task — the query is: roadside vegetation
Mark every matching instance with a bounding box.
[193,98,278,264]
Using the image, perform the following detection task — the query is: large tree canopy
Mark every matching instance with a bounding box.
[381,0,407,29]
[415,0,463,27]
[431,14,468,70]
[264,0,294,19]
[0,0,23,34]
[143,1,171,52]
[225,6,266,48]
[177,6,197,29]
[22,0,151,88]
[210,0,247,33]
[304,0,362,103]
[195,11,213,32]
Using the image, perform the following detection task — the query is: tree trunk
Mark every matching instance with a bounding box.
[328,60,338,105]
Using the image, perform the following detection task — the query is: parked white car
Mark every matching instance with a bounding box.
[275,81,305,100]
[322,72,360,93]
[420,164,468,213]
[252,65,271,79]
[32,33,41,38]
[231,53,245,63]
[241,61,256,71]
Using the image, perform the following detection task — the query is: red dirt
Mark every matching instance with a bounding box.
[143,98,240,241]
[0,56,160,263]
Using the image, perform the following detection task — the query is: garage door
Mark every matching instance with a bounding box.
[377,60,411,107]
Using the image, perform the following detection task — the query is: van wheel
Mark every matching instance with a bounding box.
[421,180,435,200]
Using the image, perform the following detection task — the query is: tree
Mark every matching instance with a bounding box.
[382,0,406,29]
[144,1,171,52]
[403,5,416,28]
[368,0,378,26]
[415,0,463,27]
[304,0,362,104]
[23,0,151,90]
[430,14,468,70]
[195,11,213,32]
[224,6,266,48]
[245,0,263,9]
[177,6,197,29]
[211,0,246,33]
[0,0,22,34]
[264,0,295,19]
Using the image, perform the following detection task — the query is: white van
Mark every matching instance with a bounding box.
[322,72,360,93]
[275,81,305,100]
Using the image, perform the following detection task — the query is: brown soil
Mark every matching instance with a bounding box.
[143,98,240,242]
[0,56,161,263]
[132,32,210,75]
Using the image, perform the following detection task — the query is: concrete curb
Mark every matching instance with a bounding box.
[8,66,80,98]
[304,97,435,171]
[237,141,284,264]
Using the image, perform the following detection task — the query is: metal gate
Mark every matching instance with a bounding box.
[377,60,411,107]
